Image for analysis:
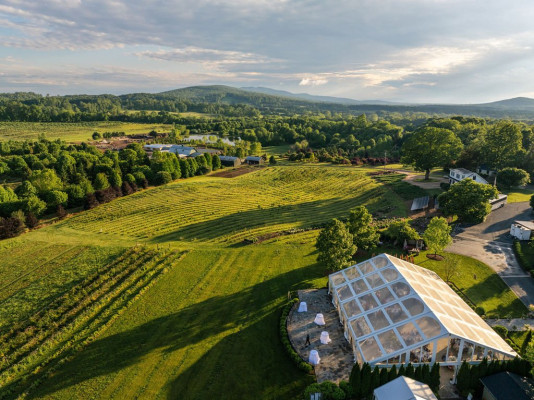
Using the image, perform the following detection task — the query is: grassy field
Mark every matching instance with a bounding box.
[502,187,534,203]
[48,166,408,245]
[0,164,526,399]
[0,122,172,142]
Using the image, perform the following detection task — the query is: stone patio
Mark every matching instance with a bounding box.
[287,288,354,383]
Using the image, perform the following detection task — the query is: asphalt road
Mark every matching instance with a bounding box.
[447,201,534,308]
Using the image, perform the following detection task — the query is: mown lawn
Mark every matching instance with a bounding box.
[502,187,534,203]
[413,251,527,317]
[29,242,323,400]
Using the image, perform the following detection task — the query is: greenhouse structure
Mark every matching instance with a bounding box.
[328,254,517,371]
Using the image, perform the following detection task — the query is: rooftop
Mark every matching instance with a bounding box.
[450,168,474,175]
[374,376,437,400]
[480,372,534,400]
[328,254,516,364]
[515,220,534,230]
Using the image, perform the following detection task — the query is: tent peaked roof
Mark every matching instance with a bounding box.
[374,376,437,400]
[328,254,515,364]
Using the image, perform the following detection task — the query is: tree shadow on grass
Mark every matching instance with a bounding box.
[23,262,322,399]
[463,274,526,317]
[150,188,385,243]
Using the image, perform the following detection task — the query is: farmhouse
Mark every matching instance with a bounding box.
[510,220,534,241]
[477,165,497,177]
[328,254,516,372]
[373,376,437,400]
[244,156,264,165]
[219,155,241,167]
[449,168,488,185]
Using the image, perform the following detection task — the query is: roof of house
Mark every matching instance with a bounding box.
[196,148,221,154]
[480,372,534,400]
[245,156,262,161]
[450,168,475,175]
[328,254,516,364]
[373,376,437,400]
[219,156,239,161]
[515,221,534,230]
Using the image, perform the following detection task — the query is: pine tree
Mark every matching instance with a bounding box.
[349,363,362,399]
[430,362,440,393]
[398,364,406,377]
[405,363,415,379]
[370,366,381,393]
[456,361,471,396]
[388,365,398,382]
[379,368,389,386]
[421,364,431,386]
[360,363,372,399]
[414,365,423,382]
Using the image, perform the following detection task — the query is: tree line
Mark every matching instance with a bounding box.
[0,138,226,239]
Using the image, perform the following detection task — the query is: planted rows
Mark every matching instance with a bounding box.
[60,166,394,243]
[0,246,186,399]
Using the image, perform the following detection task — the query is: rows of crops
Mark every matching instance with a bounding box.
[0,122,170,142]
[30,245,322,400]
[0,242,123,330]
[60,166,402,244]
[0,246,186,399]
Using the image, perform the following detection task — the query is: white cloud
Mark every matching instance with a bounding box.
[299,77,328,86]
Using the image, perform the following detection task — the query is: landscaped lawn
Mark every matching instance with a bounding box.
[413,251,527,317]
[502,187,534,203]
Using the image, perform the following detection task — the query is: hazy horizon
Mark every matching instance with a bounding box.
[1,1,534,103]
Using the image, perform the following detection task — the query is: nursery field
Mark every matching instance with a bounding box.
[49,165,409,246]
[0,121,171,142]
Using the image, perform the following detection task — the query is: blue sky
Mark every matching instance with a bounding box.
[1,0,534,102]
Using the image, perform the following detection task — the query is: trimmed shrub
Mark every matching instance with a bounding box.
[493,325,508,339]
[279,298,313,373]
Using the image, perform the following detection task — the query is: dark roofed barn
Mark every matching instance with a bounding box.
[219,156,241,167]
[244,156,263,165]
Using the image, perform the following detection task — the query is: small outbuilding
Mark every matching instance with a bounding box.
[480,372,534,400]
[373,376,437,400]
[219,156,241,167]
[244,156,263,165]
[510,220,534,241]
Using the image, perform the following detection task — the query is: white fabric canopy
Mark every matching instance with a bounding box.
[320,331,331,344]
[298,302,308,312]
[309,350,320,365]
[314,313,325,326]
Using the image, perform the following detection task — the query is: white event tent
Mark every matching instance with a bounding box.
[328,254,516,369]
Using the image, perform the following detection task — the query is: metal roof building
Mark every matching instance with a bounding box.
[373,376,437,400]
[328,254,516,370]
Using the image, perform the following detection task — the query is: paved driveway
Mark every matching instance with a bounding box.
[447,201,534,308]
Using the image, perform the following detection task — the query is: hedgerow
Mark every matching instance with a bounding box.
[279,298,313,374]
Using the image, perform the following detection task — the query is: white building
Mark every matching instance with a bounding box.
[510,221,534,241]
[328,254,516,372]
[373,376,437,400]
[449,168,488,185]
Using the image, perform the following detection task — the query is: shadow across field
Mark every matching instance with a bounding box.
[25,262,321,399]
[151,188,387,243]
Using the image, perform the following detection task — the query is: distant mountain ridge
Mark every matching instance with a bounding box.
[241,86,395,105]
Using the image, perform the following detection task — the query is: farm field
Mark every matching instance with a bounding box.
[0,164,527,399]
[0,122,172,142]
[47,165,409,246]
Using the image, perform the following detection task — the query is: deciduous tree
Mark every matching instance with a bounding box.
[423,217,452,256]
[347,206,379,251]
[401,127,463,180]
